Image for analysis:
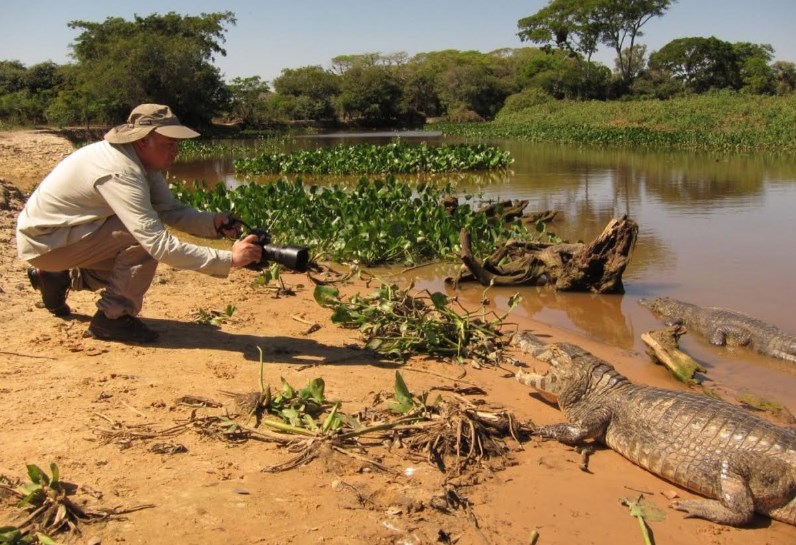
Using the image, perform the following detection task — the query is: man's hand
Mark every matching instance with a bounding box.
[214,213,244,239]
[231,234,262,268]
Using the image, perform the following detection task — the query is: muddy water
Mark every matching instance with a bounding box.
[170,137,796,415]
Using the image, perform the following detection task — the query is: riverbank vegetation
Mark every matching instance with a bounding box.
[2,3,795,152]
[437,91,796,152]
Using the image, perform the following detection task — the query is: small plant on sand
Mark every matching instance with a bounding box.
[194,304,237,326]
[0,463,151,541]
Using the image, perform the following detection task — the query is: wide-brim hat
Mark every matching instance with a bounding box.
[104,104,200,144]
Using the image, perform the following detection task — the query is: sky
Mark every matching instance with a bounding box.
[2,0,796,84]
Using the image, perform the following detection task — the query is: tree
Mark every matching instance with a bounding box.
[66,11,236,125]
[733,42,775,94]
[593,0,674,86]
[648,36,741,93]
[518,0,674,90]
[517,0,601,65]
[518,47,609,99]
[226,76,271,126]
[0,61,66,125]
[336,64,404,125]
[772,61,796,95]
[0,61,28,95]
[272,66,340,121]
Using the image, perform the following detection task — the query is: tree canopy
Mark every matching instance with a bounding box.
[55,11,236,126]
[0,6,793,131]
[518,0,675,87]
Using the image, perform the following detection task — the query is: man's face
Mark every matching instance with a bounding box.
[134,131,181,171]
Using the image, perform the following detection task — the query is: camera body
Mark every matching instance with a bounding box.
[248,228,310,272]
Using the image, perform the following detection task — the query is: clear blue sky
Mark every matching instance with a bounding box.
[2,0,795,84]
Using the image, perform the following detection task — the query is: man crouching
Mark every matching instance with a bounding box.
[16,104,261,343]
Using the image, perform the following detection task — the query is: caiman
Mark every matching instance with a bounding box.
[514,331,796,526]
[638,296,796,364]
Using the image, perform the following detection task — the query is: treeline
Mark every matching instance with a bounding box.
[1,8,794,131]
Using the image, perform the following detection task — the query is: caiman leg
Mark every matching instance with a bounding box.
[671,453,795,526]
[671,458,756,526]
[708,325,752,347]
[535,408,611,445]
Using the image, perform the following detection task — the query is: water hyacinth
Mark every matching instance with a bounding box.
[233,142,513,175]
[171,177,531,267]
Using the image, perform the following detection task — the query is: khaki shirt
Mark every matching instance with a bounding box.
[16,140,232,277]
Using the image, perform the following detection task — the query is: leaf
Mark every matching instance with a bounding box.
[279,377,295,398]
[49,463,59,485]
[299,378,325,403]
[631,497,667,522]
[507,292,522,311]
[622,495,666,545]
[313,285,341,307]
[302,414,319,431]
[26,464,48,486]
[36,533,59,545]
[280,408,302,427]
[389,371,415,414]
[321,403,341,432]
[429,291,449,310]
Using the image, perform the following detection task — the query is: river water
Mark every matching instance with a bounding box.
[169,134,796,415]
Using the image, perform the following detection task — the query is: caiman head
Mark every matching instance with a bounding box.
[638,296,691,319]
[638,296,666,313]
[516,341,608,407]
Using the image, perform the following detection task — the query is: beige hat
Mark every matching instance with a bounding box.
[104,104,200,144]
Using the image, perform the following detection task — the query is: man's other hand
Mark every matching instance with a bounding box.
[214,213,244,239]
[231,234,262,268]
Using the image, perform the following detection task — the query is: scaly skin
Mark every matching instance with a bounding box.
[514,332,796,526]
[638,296,796,364]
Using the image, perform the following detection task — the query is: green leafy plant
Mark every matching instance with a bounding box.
[314,281,520,364]
[194,304,237,326]
[234,142,513,175]
[0,463,150,539]
[621,495,666,545]
[387,371,434,415]
[172,176,532,266]
[0,526,56,545]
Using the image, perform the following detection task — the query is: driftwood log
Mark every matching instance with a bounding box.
[448,215,638,294]
[476,199,530,222]
[443,196,559,226]
[641,325,707,384]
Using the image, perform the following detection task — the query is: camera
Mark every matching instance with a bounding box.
[248,228,310,272]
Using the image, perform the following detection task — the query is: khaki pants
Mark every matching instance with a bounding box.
[28,216,157,318]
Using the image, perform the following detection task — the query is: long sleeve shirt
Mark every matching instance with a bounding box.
[16,140,232,277]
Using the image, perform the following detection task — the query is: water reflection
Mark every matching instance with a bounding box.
[169,137,796,412]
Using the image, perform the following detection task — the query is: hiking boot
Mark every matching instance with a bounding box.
[86,310,160,344]
[27,267,71,316]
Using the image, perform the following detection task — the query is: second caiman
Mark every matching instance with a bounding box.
[514,331,796,526]
[639,296,796,364]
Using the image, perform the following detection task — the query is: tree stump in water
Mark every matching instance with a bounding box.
[448,215,638,294]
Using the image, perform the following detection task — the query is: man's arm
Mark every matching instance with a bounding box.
[95,174,233,276]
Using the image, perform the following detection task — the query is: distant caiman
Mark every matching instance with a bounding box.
[639,296,796,364]
[514,331,796,526]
